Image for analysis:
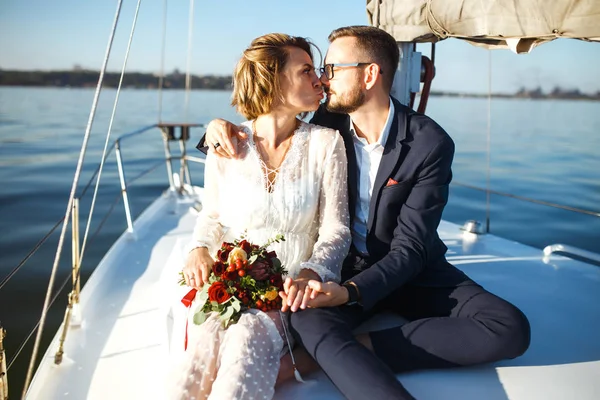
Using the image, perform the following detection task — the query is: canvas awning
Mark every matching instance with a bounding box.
[366,0,600,53]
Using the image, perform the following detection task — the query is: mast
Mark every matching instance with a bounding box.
[391,43,421,107]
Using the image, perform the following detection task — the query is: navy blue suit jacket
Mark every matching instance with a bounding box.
[311,97,469,311]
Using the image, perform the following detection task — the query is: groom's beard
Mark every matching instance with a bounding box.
[325,85,365,114]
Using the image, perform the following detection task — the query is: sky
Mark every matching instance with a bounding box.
[1,0,599,94]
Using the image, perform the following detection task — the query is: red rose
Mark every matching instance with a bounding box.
[212,261,226,277]
[216,242,235,262]
[217,249,230,262]
[223,269,238,281]
[208,281,230,304]
[238,240,252,253]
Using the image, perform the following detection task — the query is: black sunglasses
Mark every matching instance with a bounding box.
[319,63,382,80]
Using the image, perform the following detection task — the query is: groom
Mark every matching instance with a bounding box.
[203,26,530,400]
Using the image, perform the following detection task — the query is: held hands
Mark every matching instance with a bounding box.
[304,281,350,308]
[279,269,321,312]
[205,118,247,159]
[182,247,214,289]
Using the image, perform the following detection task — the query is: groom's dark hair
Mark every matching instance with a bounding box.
[328,26,400,93]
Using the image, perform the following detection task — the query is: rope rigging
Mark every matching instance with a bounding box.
[22,0,126,395]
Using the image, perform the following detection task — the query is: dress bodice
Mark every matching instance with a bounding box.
[192,120,350,283]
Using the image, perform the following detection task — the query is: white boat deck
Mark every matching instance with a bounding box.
[26,189,600,399]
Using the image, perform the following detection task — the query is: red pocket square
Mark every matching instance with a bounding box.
[386,178,399,187]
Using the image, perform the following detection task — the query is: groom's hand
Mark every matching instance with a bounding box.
[305,281,349,308]
[205,118,247,159]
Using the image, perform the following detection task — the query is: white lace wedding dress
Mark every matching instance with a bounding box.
[169,120,351,400]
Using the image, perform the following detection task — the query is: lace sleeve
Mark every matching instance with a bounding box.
[188,151,225,254]
[299,131,351,283]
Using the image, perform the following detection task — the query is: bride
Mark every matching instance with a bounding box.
[170,33,351,399]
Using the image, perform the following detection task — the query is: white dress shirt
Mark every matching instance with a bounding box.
[350,99,395,255]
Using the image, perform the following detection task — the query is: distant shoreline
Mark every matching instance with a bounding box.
[1,70,599,101]
[428,91,600,101]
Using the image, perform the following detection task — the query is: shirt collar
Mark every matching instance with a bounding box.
[349,97,395,147]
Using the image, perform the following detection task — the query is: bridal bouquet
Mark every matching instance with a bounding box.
[181,234,286,329]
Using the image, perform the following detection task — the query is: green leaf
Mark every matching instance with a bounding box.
[220,304,235,325]
[197,286,209,308]
[271,257,281,270]
[218,298,232,314]
[192,310,207,325]
[178,271,186,286]
[231,297,242,313]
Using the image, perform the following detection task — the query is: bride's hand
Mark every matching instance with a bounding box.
[280,269,321,312]
[183,247,213,288]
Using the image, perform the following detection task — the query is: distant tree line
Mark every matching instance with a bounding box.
[430,87,600,101]
[1,70,599,101]
[0,69,233,90]
[513,86,600,100]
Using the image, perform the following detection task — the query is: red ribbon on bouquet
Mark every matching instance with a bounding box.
[181,288,198,350]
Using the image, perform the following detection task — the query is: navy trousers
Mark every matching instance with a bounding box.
[290,279,530,400]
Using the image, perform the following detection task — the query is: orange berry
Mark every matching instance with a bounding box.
[238,270,246,277]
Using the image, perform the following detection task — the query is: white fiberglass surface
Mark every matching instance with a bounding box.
[27,192,600,400]
[277,223,600,399]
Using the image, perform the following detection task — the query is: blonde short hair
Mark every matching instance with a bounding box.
[231,33,314,120]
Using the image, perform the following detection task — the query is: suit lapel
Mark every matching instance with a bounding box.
[367,98,409,232]
[338,116,358,223]
[310,106,358,221]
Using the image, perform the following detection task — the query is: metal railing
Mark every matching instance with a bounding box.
[452,181,600,218]
[543,244,600,265]
[452,180,600,264]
